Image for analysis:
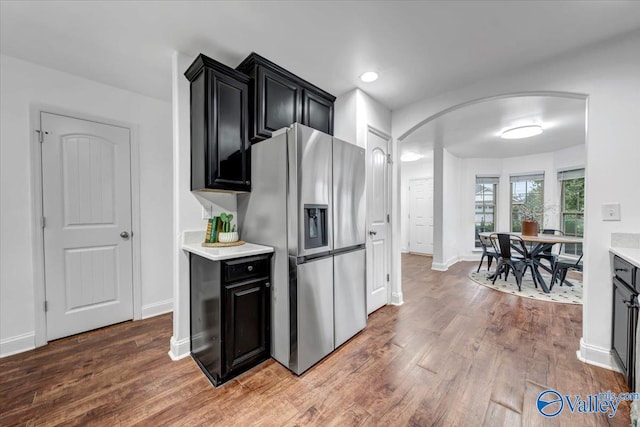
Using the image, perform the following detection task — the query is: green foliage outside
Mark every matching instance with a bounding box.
[511,180,544,232]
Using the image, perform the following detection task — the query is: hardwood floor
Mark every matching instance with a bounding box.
[0,254,630,426]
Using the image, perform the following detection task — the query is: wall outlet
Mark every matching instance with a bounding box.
[201,205,212,219]
[602,203,621,221]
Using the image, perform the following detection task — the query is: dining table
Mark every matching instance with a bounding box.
[478,231,583,293]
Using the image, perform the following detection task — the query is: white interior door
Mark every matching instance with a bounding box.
[366,128,390,314]
[409,178,433,255]
[41,112,133,341]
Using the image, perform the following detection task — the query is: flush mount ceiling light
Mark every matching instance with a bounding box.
[501,125,543,140]
[401,152,424,162]
[360,71,379,83]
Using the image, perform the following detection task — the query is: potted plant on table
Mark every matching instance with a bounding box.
[517,198,558,236]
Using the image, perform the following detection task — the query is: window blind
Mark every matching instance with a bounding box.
[476,176,499,185]
[557,168,585,181]
[509,173,544,183]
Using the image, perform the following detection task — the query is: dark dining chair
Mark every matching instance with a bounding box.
[535,229,565,269]
[550,253,583,289]
[491,233,538,291]
[477,233,499,273]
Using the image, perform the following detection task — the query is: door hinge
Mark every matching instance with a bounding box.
[44,301,48,312]
[386,154,392,164]
[387,214,390,223]
[386,274,390,282]
[41,216,46,228]
[36,129,48,143]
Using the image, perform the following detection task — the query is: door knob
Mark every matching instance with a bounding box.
[369,230,377,236]
[120,231,130,239]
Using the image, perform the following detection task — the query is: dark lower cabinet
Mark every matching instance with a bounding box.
[611,255,639,390]
[186,54,251,192]
[190,253,272,386]
[237,52,335,142]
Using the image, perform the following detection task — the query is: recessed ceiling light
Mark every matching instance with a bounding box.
[360,71,378,83]
[401,152,424,162]
[501,125,543,140]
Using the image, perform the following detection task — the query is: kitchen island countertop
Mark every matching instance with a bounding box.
[182,230,273,261]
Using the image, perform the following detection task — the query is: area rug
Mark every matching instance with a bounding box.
[468,270,583,304]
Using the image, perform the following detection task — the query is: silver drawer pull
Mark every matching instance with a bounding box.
[247,265,253,272]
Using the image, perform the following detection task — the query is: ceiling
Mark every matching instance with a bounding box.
[1,1,640,111]
[400,95,587,159]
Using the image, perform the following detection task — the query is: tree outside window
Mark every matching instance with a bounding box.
[511,175,544,232]
[560,172,585,255]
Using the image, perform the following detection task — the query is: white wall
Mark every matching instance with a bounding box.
[400,155,433,252]
[440,149,462,268]
[336,88,391,147]
[392,30,640,369]
[169,51,239,360]
[334,89,357,144]
[456,145,586,261]
[0,54,173,356]
[335,88,401,304]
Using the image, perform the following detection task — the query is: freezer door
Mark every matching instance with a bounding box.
[333,138,366,250]
[290,255,334,374]
[288,124,333,257]
[334,249,366,348]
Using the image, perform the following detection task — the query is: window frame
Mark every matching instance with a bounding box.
[510,173,545,232]
[558,169,585,255]
[475,176,498,248]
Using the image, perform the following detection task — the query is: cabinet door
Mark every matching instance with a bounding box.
[208,69,250,191]
[612,278,634,387]
[224,278,270,374]
[255,67,301,140]
[302,90,334,135]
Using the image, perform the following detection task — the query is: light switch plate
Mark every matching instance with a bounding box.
[602,203,621,221]
[201,206,212,219]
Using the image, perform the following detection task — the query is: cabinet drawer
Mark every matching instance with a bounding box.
[614,256,637,289]
[224,255,270,282]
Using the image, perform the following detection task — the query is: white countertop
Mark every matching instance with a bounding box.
[182,230,273,261]
[610,247,640,268]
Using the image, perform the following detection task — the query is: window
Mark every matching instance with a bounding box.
[559,168,585,255]
[475,176,498,247]
[510,173,544,232]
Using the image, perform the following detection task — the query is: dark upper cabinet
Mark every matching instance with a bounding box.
[237,53,336,142]
[256,67,302,139]
[302,89,334,135]
[185,54,251,192]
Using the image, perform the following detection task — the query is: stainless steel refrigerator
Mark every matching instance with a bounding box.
[238,123,366,375]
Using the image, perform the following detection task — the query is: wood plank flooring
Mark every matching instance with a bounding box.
[0,254,631,426]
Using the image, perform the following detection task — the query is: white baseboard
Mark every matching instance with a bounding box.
[432,256,460,271]
[577,338,621,372]
[431,262,448,271]
[141,299,173,319]
[632,400,640,426]
[0,332,35,358]
[391,291,404,306]
[168,335,191,361]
